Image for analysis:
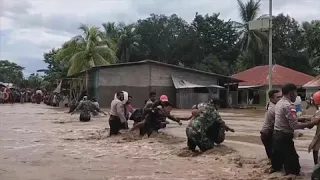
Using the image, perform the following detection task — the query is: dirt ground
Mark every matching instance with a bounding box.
[0,103,316,180]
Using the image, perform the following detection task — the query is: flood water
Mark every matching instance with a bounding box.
[0,103,315,180]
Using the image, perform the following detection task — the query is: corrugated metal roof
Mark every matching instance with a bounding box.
[171,76,225,89]
[172,76,205,89]
[232,64,314,86]
[303,75,320,88]
[68,60,242,83]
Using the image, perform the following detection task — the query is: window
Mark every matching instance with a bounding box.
[193,87,208,93]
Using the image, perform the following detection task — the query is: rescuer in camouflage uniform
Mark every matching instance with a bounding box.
[186,101,234,152]
[70,96,107,122]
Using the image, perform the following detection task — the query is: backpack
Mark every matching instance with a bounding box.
[129,108,143,122]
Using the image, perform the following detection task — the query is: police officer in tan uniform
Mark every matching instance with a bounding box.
[260,89,282,160]
[271,83,320,175]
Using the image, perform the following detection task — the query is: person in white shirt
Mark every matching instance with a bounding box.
[109,92,126,136]
[91,97,99,108]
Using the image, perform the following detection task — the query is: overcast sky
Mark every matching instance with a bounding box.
[1,0,319,76]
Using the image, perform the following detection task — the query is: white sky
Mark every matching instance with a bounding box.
[0,0,319,75]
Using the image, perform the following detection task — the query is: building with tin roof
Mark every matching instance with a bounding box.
[68,60,241,108]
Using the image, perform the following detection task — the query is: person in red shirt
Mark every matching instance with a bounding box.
[123,95,134,129]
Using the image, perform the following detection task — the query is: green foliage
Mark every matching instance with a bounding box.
[56,24,117,76]
[42,49,68,90]
[41,0,320,82]
[272,14,313,75]
[196,55,231,75]
[26,73,43,89]
[235,0,268,66]
[135,14,190,65]
[0,60,24,85]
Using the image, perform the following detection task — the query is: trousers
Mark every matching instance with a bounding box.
[271,130,301,175]
[260,130,273,159]
[109,115,122,136]
[186,127,214,152]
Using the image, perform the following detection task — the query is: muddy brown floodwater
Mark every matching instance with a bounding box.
[0,103,315,180]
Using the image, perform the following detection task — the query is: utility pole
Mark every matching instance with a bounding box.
[268,0,273,91]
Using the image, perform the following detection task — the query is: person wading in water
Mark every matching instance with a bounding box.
[129,92,157,126]
[70,96,107,122]
[145,91,157,109]
[260,89,282,160]
[123,95,134,129]
[129,95,182,135]
[109,91,127,136]
[271,83,320,176]
[138,100,175,137]
[35,89,42,104]
[186,101,234,152]
[91,97,100,116]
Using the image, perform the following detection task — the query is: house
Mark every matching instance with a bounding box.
[68,60,241,108]
[303,75,320,96]
[232,64,314,106]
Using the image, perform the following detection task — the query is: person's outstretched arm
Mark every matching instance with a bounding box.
[70,102,83,114]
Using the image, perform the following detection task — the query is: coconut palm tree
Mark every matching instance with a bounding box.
[116,24,140,63]
[235,0,268,66]
[102,22,120,46]
[56,24,117,76]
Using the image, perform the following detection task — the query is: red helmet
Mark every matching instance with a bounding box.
[313,91,320,105]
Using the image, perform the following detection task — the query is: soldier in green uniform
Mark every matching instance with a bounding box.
[70,96,107,122]
[186,101,234,152]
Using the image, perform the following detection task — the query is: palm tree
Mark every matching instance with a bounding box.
[102,22,120,46]
[235,0,268,66]
[56,24,117,76]
[116,24,140,63]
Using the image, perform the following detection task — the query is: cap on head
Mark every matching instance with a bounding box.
[313,91,320,105]
[83,96,87,100]
[160,95,168,102]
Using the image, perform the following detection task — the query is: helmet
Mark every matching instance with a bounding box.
[313,91,320,105]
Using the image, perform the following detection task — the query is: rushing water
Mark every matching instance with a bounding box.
[0,103,313,180]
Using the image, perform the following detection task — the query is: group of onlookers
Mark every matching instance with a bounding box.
[0,87,42,104]
[43,92,70,107]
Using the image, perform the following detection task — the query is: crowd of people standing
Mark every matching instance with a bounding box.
[0,87,43,104]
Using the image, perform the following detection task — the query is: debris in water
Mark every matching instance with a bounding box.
[202,145,236,156]
[175,144,236,158]
[176,149,201,157]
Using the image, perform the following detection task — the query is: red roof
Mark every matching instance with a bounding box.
[303,75,320,88]
[232,64,314,86]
